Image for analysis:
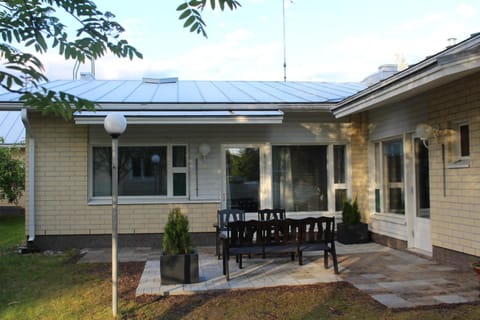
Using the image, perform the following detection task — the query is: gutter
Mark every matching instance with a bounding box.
[21,108,35,243]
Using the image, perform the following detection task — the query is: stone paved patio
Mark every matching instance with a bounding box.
[78,243,480,309]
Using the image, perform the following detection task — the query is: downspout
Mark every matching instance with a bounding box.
[21,108,35,243]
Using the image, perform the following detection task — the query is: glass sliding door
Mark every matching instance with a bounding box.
[272,145,328,212]
[224,147,260,212]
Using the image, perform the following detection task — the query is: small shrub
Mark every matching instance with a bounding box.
[342,198,361,225]
[162,208,193,255]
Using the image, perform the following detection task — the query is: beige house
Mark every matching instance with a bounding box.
[334,32,480,267]
[1,32,479,268]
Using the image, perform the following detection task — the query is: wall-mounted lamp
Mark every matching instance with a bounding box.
[198,143,211,160]
[416,123,448,148]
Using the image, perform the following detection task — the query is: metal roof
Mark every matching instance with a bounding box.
[333,32,480,117]
[0,80,366,106]
[0,111,25,145]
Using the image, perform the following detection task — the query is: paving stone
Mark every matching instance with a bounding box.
[359,272,382,278]
[433,294,469,304]
[378,280,430,289]
[79,244,480,309]
[371,294,414,308]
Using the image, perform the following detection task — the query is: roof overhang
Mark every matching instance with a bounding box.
[333,44,480,118]
[73,110,284,125]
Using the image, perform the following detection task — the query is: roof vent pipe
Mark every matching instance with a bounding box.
[447,37,457,48]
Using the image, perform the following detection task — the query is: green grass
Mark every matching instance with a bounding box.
[0,214,25,251]
[1,214,479,319]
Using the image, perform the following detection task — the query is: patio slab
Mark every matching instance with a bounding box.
[79,243,480,309]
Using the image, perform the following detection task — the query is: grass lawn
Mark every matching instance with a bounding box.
[1,214,480,319]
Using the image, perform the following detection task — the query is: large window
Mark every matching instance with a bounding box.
[92,145,187,197]
[272,145,328,211]
[374,139,404,214]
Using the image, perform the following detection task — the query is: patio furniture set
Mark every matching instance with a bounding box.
[215,209,339,281]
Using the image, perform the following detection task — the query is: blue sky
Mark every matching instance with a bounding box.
[42,0,480,82]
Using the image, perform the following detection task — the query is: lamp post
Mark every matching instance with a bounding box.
[104,113,127,317]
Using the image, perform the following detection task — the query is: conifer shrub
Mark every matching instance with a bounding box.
[162,208,193,255]
[341,198,361,225]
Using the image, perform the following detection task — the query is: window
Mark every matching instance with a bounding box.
[374,143,381,213]
[373,139,405,215]
[447,122,470,168]
[272,146,328,211]
[460,123,470,158]
[92,145,187,197]
[333,145,347,211]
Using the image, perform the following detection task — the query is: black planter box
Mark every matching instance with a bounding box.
[160,252,199,284]
[336,223,370,244]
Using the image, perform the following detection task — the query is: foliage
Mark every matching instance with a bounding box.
[0,144,25,204]
[0,0,142,119]
[0,214,24,252]
[177,0,241,37]
[227,148,259,181]
[341,197,361,225]
[0,0,241,120]
[162,208,193,255]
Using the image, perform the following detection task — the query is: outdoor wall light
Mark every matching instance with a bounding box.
[416,123,448,148]
[198,143,211,160]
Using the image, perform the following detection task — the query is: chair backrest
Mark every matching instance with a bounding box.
[217,209,245,231]
[227,220,260,247]
[259,218,300,245]
[300,216,335,244]
[258,208,286,221]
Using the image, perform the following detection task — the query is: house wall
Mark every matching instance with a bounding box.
[367,95,429,246]
[349,113,370,222]
[363,71,480,265]
[426,72,480,264]
[26,111,359,249]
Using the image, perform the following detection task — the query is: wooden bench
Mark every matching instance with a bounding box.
[222,217,338,281]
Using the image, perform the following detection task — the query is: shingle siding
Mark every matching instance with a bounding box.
[427,72,480,257]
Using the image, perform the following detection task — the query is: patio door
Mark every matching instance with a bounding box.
[413,138,432,253]
[222,146,260,214]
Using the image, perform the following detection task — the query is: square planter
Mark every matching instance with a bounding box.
[160,251,199,284]
[336,222,370,244]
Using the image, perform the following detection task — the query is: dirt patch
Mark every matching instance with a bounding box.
[83,262,145,300]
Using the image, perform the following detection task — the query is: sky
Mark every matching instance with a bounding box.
[40,0,480,83]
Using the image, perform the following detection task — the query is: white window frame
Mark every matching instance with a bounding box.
[88,144,189,204]
[447,121,470,169]
[370,138,405,216]
[332,144,349,212]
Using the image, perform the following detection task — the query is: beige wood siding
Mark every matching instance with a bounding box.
[426,73,480,256]
[26,111,360,237]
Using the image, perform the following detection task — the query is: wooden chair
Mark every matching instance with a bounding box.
[258,208,286,221]
[259,218,300,260]
[214,209,245,258]
[298,217,339,274]
[222,220,263,281]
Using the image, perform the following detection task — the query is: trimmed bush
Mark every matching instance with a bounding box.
[341,198,361,225]
[162,208,193,255]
